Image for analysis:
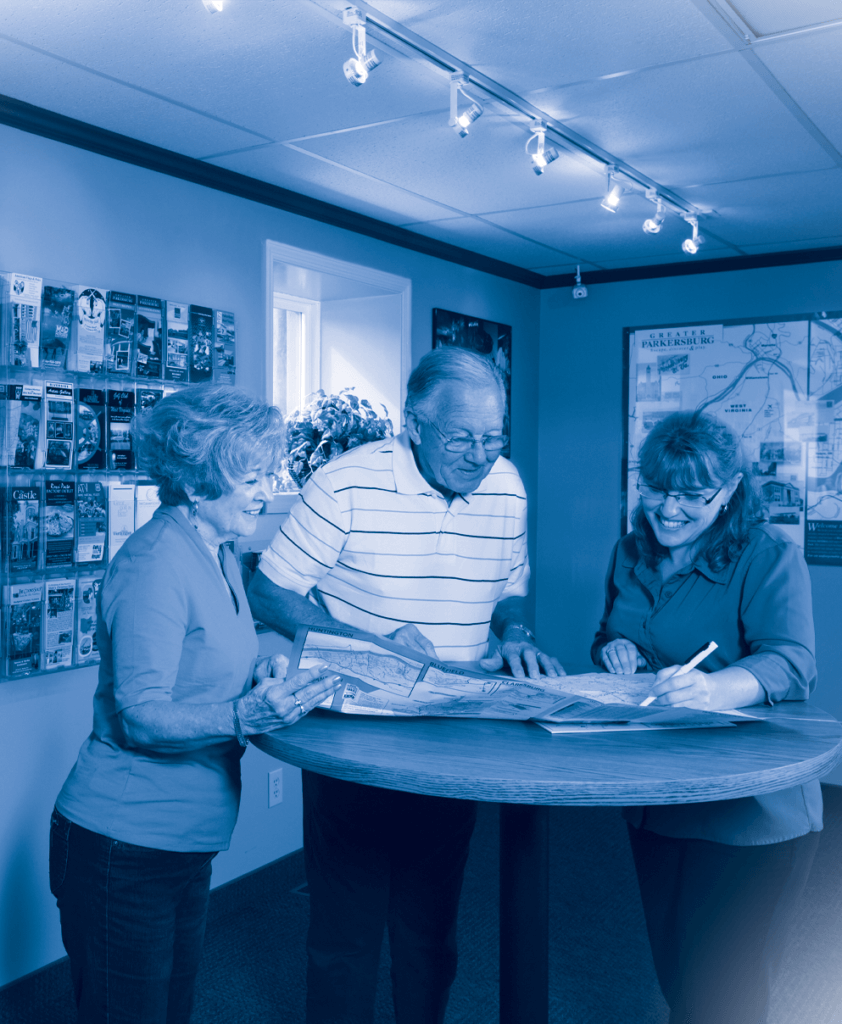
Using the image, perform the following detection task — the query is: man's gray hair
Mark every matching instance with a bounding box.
[405,347,507,419]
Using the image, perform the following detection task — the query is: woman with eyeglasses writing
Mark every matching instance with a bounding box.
[592,410,819,1024]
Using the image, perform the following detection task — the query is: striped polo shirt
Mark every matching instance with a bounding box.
[259,430,530,661]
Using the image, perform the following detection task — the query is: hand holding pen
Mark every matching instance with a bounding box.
[640,641,718,707]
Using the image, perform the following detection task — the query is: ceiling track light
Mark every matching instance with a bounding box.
[202,0,224,11]
[601,170,623,212]
[525,119,559,175]
[343,7,381,87]
[643,198,666,234]
[450,73,484,137]
[681,216,705,255]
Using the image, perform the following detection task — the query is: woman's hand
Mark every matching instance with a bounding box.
[238,659,342,734]
[647,664,765,711]
[601,639,648,675]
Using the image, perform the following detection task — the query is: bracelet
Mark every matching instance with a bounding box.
[232,699,249,748]
[504,623,536,644]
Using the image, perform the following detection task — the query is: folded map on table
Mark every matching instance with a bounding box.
[290,626,760,729]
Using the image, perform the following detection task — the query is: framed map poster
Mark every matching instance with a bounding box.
[623,311,842,566]
[432,308,512,457]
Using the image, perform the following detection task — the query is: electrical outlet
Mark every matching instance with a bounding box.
[268,767,283,807]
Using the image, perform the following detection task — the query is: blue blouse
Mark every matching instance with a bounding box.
[57,506,259,852]
[592,524,822,846]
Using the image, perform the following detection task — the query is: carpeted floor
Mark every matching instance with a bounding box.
[3,786,842,1024]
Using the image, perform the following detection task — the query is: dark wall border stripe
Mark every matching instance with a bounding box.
[2,93,840,291]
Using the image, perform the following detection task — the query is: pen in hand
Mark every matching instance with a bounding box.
[639,641,719,707]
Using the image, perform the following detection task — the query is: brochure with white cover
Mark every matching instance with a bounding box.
[9,273,42,367]
[135,484,160,530]
[108,483,135,559]
[44,578,75,670]
[74,287,106,373]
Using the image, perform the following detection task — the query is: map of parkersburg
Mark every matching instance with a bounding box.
[627,314,842,564]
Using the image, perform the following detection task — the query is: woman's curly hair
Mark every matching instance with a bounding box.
[135,384,284,505]
[632,409,765,571]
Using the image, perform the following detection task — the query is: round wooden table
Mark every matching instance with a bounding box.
[254,702,842,1024]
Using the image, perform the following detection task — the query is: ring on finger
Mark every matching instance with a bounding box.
[294,695,304,713]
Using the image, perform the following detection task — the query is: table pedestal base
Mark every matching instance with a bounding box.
[499,804,549,1024]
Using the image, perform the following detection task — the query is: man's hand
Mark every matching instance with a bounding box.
[601,639,648,675]
[480,627,565,680]
[387,624,438,659]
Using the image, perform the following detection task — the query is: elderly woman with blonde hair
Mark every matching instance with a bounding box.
[50,385,340,1024]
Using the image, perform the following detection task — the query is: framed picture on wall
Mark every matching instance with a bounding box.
[432,308,512,457]
[623,310,842,566]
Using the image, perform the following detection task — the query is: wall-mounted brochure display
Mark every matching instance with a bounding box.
[623,310,842,566]
[0,268,240,680]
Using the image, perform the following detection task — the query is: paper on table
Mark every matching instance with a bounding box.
[290,625,573,720]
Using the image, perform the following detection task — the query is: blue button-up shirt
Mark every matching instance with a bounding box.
[592,524,822,845]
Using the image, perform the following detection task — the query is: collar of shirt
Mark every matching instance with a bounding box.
[624,539,733,588]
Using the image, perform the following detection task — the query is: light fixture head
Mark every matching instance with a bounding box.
[643,199,666,234]
[343,49,381,86]
[450,74,484,137]
[526,120,560,175]
[681,216,704,254]
[342,7,380,86]
[202,0,224,11]
[601,174,623,213]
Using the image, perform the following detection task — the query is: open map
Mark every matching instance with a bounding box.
[290,626,757,729]
[627,312,842,564]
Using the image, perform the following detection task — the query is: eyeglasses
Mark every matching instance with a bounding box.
[637,482,723,508]
[418,417,508,454]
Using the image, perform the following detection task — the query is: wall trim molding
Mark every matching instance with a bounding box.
[2,92,840,291]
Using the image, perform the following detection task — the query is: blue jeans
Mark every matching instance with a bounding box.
[49,808,216,1024]
[302,770,477,1024]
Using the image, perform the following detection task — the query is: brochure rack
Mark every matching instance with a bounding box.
[0,270,237,679]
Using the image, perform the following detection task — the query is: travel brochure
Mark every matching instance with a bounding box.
[1,273,235,383]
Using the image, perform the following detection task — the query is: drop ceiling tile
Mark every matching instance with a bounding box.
[729,0,842,35]
[484,192,742,263]
[680,169,842,246]
[754,28,842,153]
[370,0,732,93]
[536,50,836,187]
[0,38,261,158]
[292,110,607,215]
[400,217,575,266]
[210,144,460,226]
[0,2,449,143]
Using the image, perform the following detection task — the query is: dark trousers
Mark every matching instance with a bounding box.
[49,808,216,1024]
[628,823,820,1024]
[302,770,478,1024]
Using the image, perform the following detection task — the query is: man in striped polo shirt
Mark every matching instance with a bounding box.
[250,347,562,1024]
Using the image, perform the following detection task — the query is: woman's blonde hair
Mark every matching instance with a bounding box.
[135,385,284,505]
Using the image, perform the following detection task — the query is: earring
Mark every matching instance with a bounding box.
[718,503,729,516]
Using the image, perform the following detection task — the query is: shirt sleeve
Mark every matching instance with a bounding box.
[498,493,531,599]
[101,552,189,712]
[258,469,347,595]
[590,540,622,667]
[733,535,816,702]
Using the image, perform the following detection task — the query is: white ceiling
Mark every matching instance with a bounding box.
[1,0,841,277]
